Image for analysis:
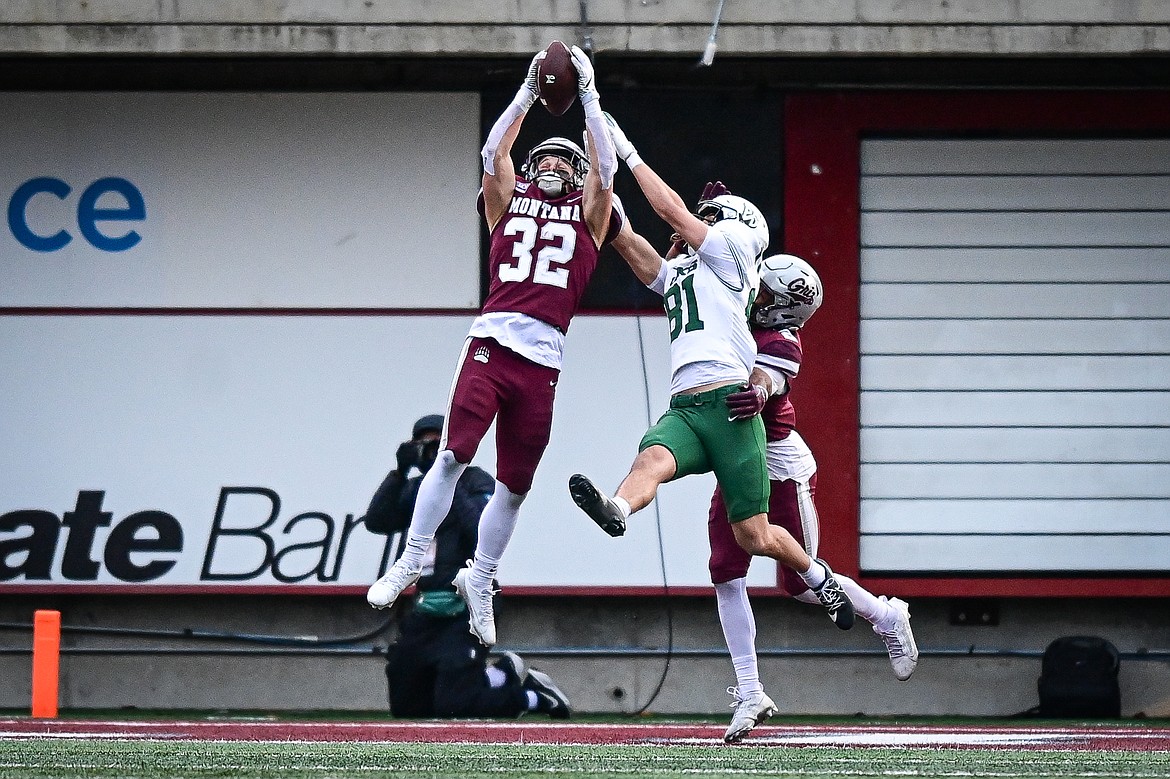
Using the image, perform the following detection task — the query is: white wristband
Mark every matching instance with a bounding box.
[625,152,645,170]
[515,84,537,113]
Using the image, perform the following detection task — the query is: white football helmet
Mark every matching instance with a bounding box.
[522,137,589,198]
[753,254,823,329]
[696,194,769,258]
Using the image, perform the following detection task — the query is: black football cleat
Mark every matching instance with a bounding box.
[525,668,571,719]
[493,650,529,687]
[568,474,626,537]
[811,558,855,630]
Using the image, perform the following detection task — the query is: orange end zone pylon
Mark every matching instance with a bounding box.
[31,609,61,718]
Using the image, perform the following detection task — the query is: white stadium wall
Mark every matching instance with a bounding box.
[0,91,755,593]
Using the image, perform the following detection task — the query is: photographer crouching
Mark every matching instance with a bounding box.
[362,414,570,718]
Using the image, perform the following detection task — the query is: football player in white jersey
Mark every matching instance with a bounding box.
[568,112,856,650]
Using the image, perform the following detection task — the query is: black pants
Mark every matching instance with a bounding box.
[386,611,528,718]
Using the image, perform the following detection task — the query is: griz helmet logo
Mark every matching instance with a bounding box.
[753,254,823,330]
[786,277,818,306]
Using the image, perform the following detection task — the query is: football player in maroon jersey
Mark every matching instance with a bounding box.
[367,45,624,649]
[706,252,919,742]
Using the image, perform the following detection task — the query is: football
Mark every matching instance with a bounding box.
[536,40,577,116]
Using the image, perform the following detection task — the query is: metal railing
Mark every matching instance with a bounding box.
[2,621,1168,660]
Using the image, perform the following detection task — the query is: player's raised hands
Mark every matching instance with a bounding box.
[570,45,599,103]
[602,111,638,164]
[524,49,546,98]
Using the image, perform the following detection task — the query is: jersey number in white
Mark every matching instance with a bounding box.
[499,217,577,288]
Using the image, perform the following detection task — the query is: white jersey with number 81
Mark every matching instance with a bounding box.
[650,220,761,395]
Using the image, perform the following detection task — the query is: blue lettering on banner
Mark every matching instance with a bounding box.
[7,177,71,252]
[7,176,146,252]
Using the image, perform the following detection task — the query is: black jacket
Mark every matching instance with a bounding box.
[361,465,495,592]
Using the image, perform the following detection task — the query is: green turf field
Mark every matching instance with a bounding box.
[2,739,1168,779]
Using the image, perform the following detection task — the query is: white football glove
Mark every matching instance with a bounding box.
[570,45,600,105]
[520,50,545,109]
[603,111,639,163]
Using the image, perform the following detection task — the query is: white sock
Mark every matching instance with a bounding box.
[470,481,526,590]
[396,451,466,570]
[485,666,507,688]
[398,533,431,570]
[797,558,827,589]
[613,496,632,518]
[714,578,761,696]
[794,578,894,627]
[834,574,893,627]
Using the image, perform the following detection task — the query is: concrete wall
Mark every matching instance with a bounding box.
[3,594,1169,717]
[1,1,1168,56]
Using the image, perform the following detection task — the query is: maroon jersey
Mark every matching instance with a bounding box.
[479,179,623,333]
[754,326,802,442]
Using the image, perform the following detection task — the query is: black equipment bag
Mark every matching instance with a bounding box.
[1037,636,1121,718]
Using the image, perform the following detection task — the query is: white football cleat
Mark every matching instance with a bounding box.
[453,564,497,647]
[723,687,778,743]
[366,560,421,609]
[875,596,919,681]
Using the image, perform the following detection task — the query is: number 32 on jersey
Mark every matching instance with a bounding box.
[499,216,576,288]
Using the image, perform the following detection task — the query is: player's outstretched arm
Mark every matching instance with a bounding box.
[573,46,616,246]
[611,220,666,288]
[481,51,543,227]
[581,133,614,248]
[632,165,708,251]
[604,111,709,251]
[665,180,729,258]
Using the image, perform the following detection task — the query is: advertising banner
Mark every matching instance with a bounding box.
[1,92,481,309]
[0,314,739,592]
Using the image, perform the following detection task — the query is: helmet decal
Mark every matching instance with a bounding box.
[695,194,769,258]
[785,276,818,306]
[753,254,823,330]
